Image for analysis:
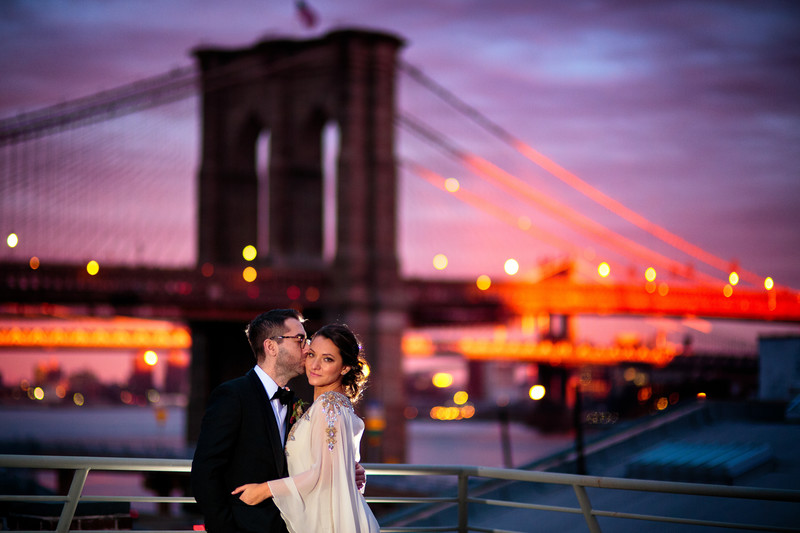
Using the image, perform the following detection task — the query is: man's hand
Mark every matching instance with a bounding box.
[355,462,367,493]
[231,483,272,505]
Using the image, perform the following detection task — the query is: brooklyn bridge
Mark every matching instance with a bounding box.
[2,28,798,464]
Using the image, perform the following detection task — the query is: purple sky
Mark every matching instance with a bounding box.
[1,0,799,360]
[2,0,798,285]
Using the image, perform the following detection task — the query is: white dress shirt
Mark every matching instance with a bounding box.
[253,365,287,443]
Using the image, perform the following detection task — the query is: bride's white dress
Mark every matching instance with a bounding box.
[268,391,380,532]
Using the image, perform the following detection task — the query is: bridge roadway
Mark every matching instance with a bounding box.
[2,261,799,324]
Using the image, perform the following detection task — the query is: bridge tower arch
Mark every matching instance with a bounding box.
[190,29,407,462]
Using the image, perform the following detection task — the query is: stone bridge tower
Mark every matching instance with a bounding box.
[191,29,407,462]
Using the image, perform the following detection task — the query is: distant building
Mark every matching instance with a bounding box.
[759,335,800,401]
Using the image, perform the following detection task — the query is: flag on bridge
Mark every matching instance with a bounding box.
[296,1,318,28]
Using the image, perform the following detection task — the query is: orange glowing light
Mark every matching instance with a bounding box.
[697,392,707,400]
[86,260,99,276]
[402,334,435,357]
[645,267,656,282]
[729,271,739,286]
[658,282,669,296]
[723,284,733,298]
[517,216,532,230]
[598,262,611,278]
[433,253,448,270]
[764,277,774,290]
[454,391,469,405]
[29,257,40,270]
[305,286,320,302]
[476,274,492,291]
[242,266,257,282]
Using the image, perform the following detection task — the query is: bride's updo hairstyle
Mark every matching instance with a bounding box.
[313,324,368,404]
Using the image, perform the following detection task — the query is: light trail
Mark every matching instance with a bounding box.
[400,60,781,290]
[399,113,722,285]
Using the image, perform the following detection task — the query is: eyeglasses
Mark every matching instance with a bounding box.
[271,334,310,347]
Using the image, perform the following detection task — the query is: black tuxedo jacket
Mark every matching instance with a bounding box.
[191,369,292,533]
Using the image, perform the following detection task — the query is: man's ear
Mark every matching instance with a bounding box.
[263,338,276,357]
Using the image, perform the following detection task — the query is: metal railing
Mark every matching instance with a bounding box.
[1,454,799,533]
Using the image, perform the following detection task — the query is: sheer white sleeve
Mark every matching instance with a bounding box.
[267,392,379,533]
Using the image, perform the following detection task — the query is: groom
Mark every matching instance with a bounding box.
[191,309,310,533]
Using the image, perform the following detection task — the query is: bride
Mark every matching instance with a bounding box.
[232,323,380,532]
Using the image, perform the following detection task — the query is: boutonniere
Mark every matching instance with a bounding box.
[289,399,308,425]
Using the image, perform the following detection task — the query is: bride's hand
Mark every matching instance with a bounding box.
[231,482,272,505]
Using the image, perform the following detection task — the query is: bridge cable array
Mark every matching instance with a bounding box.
[399,61,778,290]
[396,113,719,286]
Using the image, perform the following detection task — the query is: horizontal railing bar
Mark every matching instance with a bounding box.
[0,495,70,502]
[0,454,192,472]
[468,497,583,514]
[592,508,800,533]
[366,497,456,504]
[381,526,458,533]
[464,465,800,502]
[469,527,525,533]
[5,531,192,533]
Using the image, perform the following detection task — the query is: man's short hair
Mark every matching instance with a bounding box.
[245,309,305,361]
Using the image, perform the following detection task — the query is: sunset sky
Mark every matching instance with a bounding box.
[1,1,799,381]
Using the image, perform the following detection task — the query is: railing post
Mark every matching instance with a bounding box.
[573,484,602,533]
[457,471,469,533]
[57,467,89,533]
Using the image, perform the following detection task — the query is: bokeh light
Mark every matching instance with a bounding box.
[433,253,448,270]
[453,391,469,405]
[598,262,610,278]
[432,372,453,388]
[86,260,100,276]
[143,350,158,366]
[444,177,460,192]
[723,284,733,298]
[243,266,257,282]
[6,233,18,248]
[645,267,656,282]
[529,384,546,400]
[764,277,774,290]
[504,258,519,275]
[242,245,257,261]
[728,271,739,286]
[476,274,491,291]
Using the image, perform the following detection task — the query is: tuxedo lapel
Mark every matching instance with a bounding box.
[246,370,286,475]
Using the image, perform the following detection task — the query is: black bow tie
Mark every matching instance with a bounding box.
[271,387,292,405]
